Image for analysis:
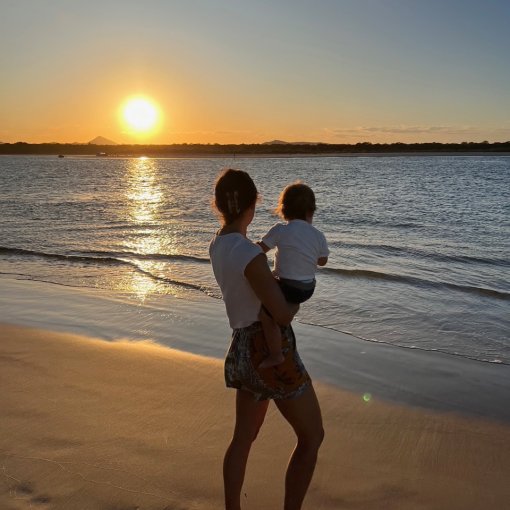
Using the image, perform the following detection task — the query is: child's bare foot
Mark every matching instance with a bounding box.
[259,352,285,368]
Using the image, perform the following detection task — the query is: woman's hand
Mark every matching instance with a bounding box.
[245,253,296,325]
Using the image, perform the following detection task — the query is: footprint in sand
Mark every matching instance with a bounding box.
[30,494,51,506]
[10,481,51,508]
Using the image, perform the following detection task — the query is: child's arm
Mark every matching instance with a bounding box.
[257,241,271,253]
[318,256,328,266]
[259,223,282,253]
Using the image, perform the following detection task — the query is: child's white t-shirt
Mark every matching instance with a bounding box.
[261,220,329,281]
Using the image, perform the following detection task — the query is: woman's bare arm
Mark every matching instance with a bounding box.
[244,253,295,325]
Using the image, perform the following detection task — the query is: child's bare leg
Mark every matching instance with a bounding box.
[258,307,285,368]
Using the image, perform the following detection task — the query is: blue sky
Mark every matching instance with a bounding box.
[1,0,509,143]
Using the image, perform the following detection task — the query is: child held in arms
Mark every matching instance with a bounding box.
[258,182,329,368]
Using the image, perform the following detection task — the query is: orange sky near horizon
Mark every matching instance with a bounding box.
[1,1,509,145]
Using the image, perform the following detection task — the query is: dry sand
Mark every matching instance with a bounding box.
[1,323,509,510]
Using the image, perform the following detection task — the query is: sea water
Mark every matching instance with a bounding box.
[1,155,509,364]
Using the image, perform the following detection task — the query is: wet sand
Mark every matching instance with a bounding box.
[1,323,509,509]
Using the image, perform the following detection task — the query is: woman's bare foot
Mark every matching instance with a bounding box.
[259,352,285,368]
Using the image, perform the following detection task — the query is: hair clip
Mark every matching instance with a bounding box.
[233,191,240,214]
[226,190,240,215]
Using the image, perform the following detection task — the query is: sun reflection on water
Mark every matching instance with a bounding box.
[126,157,163,225]
[124,157,177,301]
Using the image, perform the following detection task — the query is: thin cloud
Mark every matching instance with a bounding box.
[167,129,253,137]
[326,125,479,137]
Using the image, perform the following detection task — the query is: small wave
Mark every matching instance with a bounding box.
[0,246,210,265]
[342,217,424,229]
[321,266,510,300]
[333,241,510,268]
[0,245,213,295]
[85,249,210,264]
[1,268,219,299]
[128,264,210,293]
[0,246,123,265]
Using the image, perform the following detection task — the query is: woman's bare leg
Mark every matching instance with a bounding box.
[275,385,324,510]
[224,390,270,510]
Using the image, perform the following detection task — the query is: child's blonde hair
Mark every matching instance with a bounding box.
[275,182,316,221]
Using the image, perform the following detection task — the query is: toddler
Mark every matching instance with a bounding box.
[258,182,329,368]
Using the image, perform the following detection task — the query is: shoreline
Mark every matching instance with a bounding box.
[1,276,510,423]
[2,151,510,159]
[1,322,510,509]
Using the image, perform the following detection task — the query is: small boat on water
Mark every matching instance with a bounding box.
[58,154,65,158]
[96,152,107,157]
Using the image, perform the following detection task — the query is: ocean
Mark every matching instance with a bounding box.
[1,154,509,364]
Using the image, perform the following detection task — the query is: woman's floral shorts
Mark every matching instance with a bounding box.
[225,322,311,401]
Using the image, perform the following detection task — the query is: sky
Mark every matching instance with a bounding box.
[1,0,509,144]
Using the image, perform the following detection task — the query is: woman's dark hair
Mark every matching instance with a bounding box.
[276,182,316,221]
[214,168,258,225]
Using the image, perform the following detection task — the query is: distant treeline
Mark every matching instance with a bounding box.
[1,141,510,156]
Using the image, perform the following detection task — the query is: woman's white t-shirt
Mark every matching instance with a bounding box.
[209,233,263,329]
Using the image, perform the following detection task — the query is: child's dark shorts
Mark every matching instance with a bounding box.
[278,277,316,304]
[224,322,311,401]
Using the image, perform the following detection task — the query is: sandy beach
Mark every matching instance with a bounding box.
[1,322,510,510]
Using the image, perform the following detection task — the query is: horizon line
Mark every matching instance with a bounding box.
[2,140,510,147]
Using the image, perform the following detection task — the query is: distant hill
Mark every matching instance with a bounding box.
[263,140,319,145]
[88,136,118,145]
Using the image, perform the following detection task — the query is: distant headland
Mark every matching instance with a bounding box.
[1,140,509,157]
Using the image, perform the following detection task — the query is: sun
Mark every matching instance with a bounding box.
[121,97,160,134]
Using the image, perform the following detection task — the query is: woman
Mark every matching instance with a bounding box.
[209,169,324,510]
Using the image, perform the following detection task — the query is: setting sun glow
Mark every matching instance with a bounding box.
[122,97,160,135]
